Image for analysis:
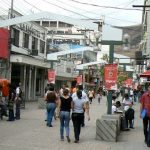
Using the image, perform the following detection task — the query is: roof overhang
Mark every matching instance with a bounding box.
[140,70,150,78]
[47,46,93,61]
[10,54,51,68]
[76,60,106,70]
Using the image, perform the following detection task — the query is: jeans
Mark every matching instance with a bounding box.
[15,102,20,119]
[143,116,150,144]
[46,103,56,126]
[72,113,84,141]
[60,111,70,138]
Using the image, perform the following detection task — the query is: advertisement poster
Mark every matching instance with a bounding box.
[76,75,82,85]
[124,78,133,88]
[104,64,118,90]
[48,69,56,84]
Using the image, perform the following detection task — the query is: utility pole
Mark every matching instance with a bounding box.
[101,40,128,114]
[77,29,94,85]
[7,0,14,80]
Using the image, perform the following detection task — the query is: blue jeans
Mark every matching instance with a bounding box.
[46,103,56,126]
[60,111,70,138]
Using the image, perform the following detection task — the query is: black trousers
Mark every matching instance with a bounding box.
[143,116,150,144]
[8,109,14,121]
[72,113,84,141]
[15,102,21,119]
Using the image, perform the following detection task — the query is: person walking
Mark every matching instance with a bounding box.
[59,88,72,142]
[88,89,94,104]
[45,86,58,127]
[7,83,16,121]
[15,82,22,120]
[72,85,89,127]
[72,90,90,143]
[140,85,150,147]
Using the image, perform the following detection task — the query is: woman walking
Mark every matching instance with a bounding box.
[72,90,90,143]
[45,86,58,127]
[59,88,72,142]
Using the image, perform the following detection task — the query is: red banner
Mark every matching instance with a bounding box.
[48,70,56,84]
[76,75,82,84]
[123,78,133,87]
[104,64,118,90]
[0,28,9,59]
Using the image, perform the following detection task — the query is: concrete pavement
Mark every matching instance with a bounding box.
[0,96,149,150]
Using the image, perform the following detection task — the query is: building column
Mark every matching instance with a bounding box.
[28,66,32,100]
[23,65,26,99]
[33,67,37,100]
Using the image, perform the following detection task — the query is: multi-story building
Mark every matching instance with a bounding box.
[0,10,51,101]
[141,0,150,64]
[35,20,97,89]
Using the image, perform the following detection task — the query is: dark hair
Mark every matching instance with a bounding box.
[49,85,54,91]
[116,101,121,107]
[63,88,69,96]
[77,90,82,99]
[124,94,129,99]
[46,91,56,102]
[78,85,83,90]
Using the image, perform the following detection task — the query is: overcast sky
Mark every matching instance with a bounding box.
[0,0,144,26]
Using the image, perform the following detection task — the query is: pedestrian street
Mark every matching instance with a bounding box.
[0,96,148,150]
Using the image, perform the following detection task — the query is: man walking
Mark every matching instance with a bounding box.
[140,85,150,147]
[15,82,22,120]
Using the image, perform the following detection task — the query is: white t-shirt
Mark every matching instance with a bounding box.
[112,105,117,114]
[72,90,89,103]
[123,99,131,111]
[72,97,85,113]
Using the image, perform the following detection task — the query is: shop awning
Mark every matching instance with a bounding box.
[140,70,150,77]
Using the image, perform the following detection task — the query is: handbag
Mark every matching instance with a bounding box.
[141,109,147,119]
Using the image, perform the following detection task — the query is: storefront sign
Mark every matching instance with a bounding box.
[124,78,133,87]
[48,70,56,84]
[104,64,118,90]
[0,28,9,59]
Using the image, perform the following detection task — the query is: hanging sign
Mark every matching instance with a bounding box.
[48,69,56,84]
[76,75,82,84]
[104,64,118,90]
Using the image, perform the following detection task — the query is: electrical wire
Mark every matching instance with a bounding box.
[67,0,143,11]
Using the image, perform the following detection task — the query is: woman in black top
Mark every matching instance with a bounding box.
[59,88,72,142]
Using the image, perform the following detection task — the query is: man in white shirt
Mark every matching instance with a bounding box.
[15,82,22,120]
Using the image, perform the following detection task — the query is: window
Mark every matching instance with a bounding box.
[42,21,49,27]
[50,21,57,27]
[32,37,38,50]
[23,33,29,48]
[12,28,19,47]
[40,40,45,53]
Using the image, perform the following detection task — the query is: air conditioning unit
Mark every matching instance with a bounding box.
[30,50,38,56]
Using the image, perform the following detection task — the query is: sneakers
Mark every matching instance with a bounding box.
[74,140,79,143]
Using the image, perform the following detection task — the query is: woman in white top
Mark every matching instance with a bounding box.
[72,90,90,143]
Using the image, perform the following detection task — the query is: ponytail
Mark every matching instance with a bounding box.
[77,90,82,99]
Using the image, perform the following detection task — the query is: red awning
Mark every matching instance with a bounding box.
[140,70,150,77]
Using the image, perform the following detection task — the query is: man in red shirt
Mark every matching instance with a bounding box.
[140,85,150,147]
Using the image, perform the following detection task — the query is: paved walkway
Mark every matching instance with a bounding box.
[0,96,149,150]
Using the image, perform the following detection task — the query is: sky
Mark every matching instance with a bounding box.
[0,0,144,27]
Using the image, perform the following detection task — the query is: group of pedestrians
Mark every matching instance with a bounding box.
[0,82,22,121]
[44,84,90,143]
